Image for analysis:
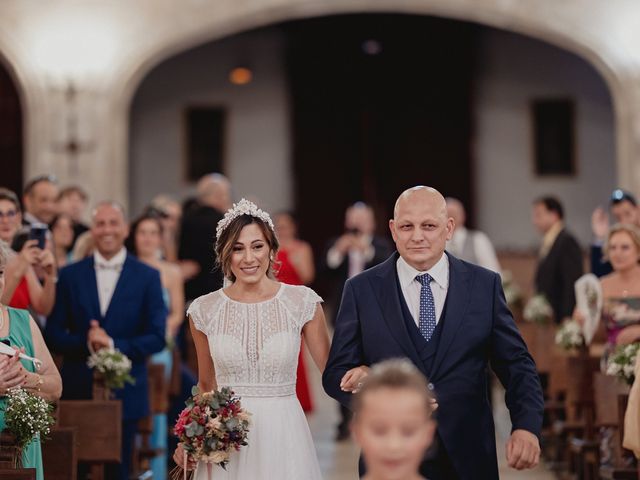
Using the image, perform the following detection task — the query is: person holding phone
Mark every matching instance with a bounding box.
[0,188,57,317]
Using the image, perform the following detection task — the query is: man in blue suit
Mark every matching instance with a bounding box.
[47,201,167,480]
[323,186,544,479]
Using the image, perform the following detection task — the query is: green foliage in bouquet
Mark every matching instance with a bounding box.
[87,348,135,390]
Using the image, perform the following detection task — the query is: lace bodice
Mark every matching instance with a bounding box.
[187,284,322,397]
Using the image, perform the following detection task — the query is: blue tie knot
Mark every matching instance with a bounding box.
[416,273,433,286]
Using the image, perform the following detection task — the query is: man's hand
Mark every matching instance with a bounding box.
[506,429,540,470]
[88,320,112,351]
[340,365,370,393]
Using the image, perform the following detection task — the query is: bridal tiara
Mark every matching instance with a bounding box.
[216,198,275,239]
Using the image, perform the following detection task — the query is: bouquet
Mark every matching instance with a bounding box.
[554,319,584,351]
[523,294,554,324]
[606,343,640,385]
[1,387,55,467]
[172,386,251,479]
[501,270,523,310]
[87,348,135,390]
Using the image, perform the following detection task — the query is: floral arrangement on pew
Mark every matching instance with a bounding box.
[501,270,523,311]
[171,386,251,480]
[523,294,554,324]
[606,343,640,386]
[87,348,135,390]
[1,387,55,467]
[554,319,584,351]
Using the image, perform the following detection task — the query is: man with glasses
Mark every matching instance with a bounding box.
[591,189,640,277]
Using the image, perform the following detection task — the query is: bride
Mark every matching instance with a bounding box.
[174,199,330,479]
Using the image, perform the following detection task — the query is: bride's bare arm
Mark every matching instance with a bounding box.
[189,315,217,393]
[302,304,331,374]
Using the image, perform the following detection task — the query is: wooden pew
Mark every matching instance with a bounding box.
[56,400,122,480]
[134,362,168,476]
[599,393,638,480]
[41,427,78,480]
[0,432,37,479]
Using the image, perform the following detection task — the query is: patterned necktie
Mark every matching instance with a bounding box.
[416,273,437,341]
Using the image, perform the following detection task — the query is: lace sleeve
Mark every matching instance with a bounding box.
[301,287,323,327]
[186,297,207,334]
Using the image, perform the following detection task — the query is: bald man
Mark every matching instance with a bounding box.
[323,186,543,480]
[178,173,232,300]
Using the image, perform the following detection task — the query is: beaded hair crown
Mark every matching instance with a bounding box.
[215,198,275,240]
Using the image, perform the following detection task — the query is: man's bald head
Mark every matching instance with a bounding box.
[393,186,448,221]
[197,173,231,212]
[389,186,454,271]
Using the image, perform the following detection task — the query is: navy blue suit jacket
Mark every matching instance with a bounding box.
[46,254,167,420]
[322,252,544,479]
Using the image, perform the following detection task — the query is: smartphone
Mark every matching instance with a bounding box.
[29,223,48,250]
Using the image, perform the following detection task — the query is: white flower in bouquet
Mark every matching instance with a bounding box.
[523,294,553,324]
[606,342,640,385]
[554,319,584,351]
[501,270,523,308]
[87,348,135,390]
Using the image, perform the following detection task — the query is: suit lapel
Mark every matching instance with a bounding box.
[84,257,103,321]
[103,255,133,327]
[430,253,473,379]
[373,253,425,374]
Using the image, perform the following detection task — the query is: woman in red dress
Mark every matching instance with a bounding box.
[274,212,316,412]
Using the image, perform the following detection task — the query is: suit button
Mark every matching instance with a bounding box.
[427,382,434,391]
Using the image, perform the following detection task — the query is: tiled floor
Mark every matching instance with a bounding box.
[306,359,554,479]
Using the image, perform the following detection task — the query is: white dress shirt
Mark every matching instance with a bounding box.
[396,253,449,327]
[94,248,127,317]
[447,227,501,273]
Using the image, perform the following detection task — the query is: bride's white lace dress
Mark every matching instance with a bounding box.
[187,283,324,479]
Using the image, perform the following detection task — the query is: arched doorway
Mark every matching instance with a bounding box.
[0,57,23,194]
[129,13,614,253]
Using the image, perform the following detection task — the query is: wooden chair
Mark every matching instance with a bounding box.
[41,427,78,480]
[56,400,122,480]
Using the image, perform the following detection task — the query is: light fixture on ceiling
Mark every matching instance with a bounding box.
[229,67,253,85]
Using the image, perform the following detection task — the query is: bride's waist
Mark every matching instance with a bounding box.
[221,382,296,398]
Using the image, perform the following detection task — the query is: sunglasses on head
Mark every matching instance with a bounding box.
[611,189,637,206]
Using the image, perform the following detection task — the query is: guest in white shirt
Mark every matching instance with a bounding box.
[445,197,500,273]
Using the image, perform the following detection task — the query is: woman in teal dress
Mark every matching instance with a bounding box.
[127,214,184,479]
[0,241,63,479]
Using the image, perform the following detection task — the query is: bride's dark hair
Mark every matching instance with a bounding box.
[215,214,279,283]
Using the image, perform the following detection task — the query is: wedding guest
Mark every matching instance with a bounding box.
[50,213,75,268]
[22,175,59,226]
[351,359,436,480]
[127,212,184,480]
[591,189,640,277]
[46,201,167,480]
[574,224,640,346]
[274,211,315,412]
[445,197,500,272]
[149,195,182,263]
[57,185,90,247]
[178,173,231,302]
[0,188,57,317]
[532,196,583,323]
[0,240,63,480]
[325,202,393,439]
